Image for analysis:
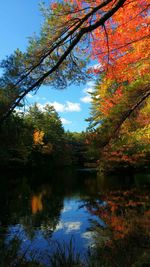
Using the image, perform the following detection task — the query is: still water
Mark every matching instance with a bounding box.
[0,168,150,266]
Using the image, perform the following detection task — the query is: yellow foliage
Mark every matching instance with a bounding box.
[135,125,150,142]
[33,129,44,145]
[97,77,112,99]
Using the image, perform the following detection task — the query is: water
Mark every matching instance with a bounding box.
[0,168,150,266]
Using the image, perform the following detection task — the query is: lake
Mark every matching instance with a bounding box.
[0,168,150,266]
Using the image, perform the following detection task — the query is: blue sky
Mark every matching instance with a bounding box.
[0,0,95,132]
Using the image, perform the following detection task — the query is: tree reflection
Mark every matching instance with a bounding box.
[0,168,90,266]
[84,187,150,266]
[1,169,150,266]
[31,191,45,214]
[0,170,67,265]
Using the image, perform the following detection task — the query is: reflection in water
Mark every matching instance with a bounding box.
[56,221,82,233]
[31,192,44,214]
[0,169,150,266]
[82,185,150,266]
[31,189,47,215]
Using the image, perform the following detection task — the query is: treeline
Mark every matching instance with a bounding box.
[0,103,87,169]
[0,95,149,172]
[0,73,150,172]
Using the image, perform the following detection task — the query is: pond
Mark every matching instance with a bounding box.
[0,168,150,266]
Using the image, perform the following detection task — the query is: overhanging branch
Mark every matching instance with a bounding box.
[1,0,126,122]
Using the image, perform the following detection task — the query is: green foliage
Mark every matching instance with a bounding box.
[25,103,64,143]
[0,112,33,167]
[0,103,74,168]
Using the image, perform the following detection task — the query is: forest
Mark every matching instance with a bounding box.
[0,0,150,266]
[0,0,149,173]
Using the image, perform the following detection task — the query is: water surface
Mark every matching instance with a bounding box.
[0,168,150,266]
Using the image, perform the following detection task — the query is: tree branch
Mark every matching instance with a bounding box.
[1,0,126,122]
[101,85,150,147]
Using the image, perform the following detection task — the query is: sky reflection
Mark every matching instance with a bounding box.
[5,196,104,265]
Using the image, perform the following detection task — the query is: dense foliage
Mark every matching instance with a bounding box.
[0,0,149,170]
[0,0,149,121]
[0,104,73,168]
[87,74,150,170]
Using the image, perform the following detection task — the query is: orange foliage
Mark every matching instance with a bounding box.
[33,129,44,146]
[68,0,149,83]
[31,191,46,214]
[67,1,149,125]
[31,194,43,214]
[87,189,150,241]
[91,0,149,82]
[49,0,150,106]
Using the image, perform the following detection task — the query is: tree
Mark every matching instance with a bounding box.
[25,103,64,149]
[87,73,150,169]
[25,103,64,144]
[0,103,67,167]
[0,111,33,167]
[0,49,35,118]
[1,0,149,123]
[23,103,70,166]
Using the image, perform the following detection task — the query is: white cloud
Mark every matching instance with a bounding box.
[49,101,81,112]
[61,118,72,125]
[81,80,95,104]
[36,103,45,111]
[49,101,65,112]
[27,93,33,98]
[80,95,92,103]
[65,101,81,112]
[55,221,82,233]
[65,222,81,233]
[28,101,81,113]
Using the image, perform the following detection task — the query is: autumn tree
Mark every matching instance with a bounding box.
[86,0,149,144]
[86,72,150,170]
[0,0,149,124]
[25,103,64,148]
[0,103,68,167]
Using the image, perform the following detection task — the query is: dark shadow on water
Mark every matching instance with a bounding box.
[0,168,150,266]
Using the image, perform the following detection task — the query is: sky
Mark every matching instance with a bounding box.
[0,0,95,132]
